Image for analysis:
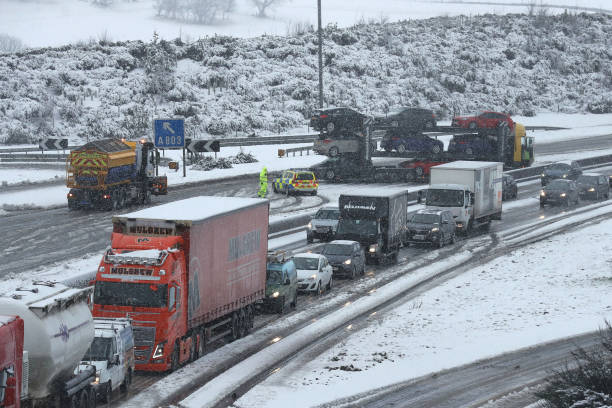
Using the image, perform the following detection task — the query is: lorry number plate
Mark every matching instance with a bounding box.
[413,235,425,240]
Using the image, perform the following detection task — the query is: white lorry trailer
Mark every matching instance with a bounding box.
[0,282,96,408]
[78,318,135,403]
[425,161,503,233]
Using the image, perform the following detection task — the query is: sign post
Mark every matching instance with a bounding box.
[154,118,186,177]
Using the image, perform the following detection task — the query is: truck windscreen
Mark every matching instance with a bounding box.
[337,219,378,235]
[426,189,464,207]
[94,281,168,308]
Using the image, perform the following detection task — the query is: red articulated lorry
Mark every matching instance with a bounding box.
[0,316,23,408]
[92,196,269,372]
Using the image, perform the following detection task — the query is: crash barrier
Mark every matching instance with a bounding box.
[278,146,314,158]
[507,153,612,180]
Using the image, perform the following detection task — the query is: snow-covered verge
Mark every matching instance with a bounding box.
[1,13,610,145]
[0,167,64,187]
[233,215,612,408]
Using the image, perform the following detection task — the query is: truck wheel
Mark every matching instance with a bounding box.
[431,144,442,154]
[415,166,424,177]
[229,312,240,340]
[101,381,112,404]
[397,144,407,154]
[143,189,151,204]
[325,169,336,180]
[326,122,335,133]
[329,146,339,157]
[170,344,180,371]
[277,297,286,314]
[120,369,132,393]
[238,309,247,338]
[468,122,478,129]
[70,394,79,408]
[246,305,255,331]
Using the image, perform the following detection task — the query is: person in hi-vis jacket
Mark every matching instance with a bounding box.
[258,166,268,198]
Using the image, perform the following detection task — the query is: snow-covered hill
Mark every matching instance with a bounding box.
[1,12,610,144]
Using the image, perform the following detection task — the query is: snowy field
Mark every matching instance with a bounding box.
[2,0,610,48]
[1,112,611,210]
[234,216,612,408]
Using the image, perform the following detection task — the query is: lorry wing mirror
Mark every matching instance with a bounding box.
[284,278,291,285]
[113,354,120,365]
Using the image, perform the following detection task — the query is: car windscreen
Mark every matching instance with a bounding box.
[425,189,464,207]
[82,337,112,361]
[322,244,353,256]
[577,175,597,185]
[296,172,314,180]
[266,265,283,284]
[293,257,319,270]
[410,213,439,224]
[547,180,569,189]
[547,164,571,171]
[316,210,340,219]
[94,281,168,308]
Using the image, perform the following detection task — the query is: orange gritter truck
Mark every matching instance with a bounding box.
[92,196,269,372]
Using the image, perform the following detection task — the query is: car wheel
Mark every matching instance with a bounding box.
[350,265,356,280]
[465,147,474,155]
[414,166,425,177]
[325,169,336,180]
[397,144,407,154]
[438,233,445,248]
[273,184,278,193]
[326,122,335,132]
[307,234,313,244]
[311,189,318,196]
[468,122,478,129]
[431,144,442,154]
[575,196,580,205]
[564,198,570,207]
[329,146,339,157]
[291,292,297,309]
[327,276,333,290]
[450,233,456,244]
[361,263,366,275]
[277,297,286,314]
[316,282,322,296]
[513,187,518,199]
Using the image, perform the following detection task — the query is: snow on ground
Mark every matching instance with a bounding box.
[234,217,612,408]
[0,167,64,187]
[2,0,609,48]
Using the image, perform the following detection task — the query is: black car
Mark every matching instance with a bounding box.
[502,174,518,201]
[320,240,366,280]
[541,161,582,186]
[540,179,579,207]
[576,173,610,200]
[310,107,368,134]
[406,209,456,248]
[310,156,367,181]
[375,107,436,133]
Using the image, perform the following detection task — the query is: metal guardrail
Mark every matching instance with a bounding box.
[278,146,315,158]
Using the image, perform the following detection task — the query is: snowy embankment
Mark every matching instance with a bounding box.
[228,207,612,408]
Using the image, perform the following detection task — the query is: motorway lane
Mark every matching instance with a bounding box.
[1,134,611,279]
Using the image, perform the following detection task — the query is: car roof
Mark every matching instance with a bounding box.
[293,252,322,259]
[580,172,601,177]
[328,240,359,245]
[554,160,575,166]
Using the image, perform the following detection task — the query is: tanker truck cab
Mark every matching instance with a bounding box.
[79,317,135,401]
[424,184,474,232]
[93,232,189,372]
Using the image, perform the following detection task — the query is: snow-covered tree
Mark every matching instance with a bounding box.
[251,0,284,17]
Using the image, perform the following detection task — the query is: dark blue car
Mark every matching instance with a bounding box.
[381,133,444,155]
[447,135,496,157]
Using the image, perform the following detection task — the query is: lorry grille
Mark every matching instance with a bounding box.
[133,326,156,346]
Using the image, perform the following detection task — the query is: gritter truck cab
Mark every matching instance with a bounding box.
[336,189,409,263]
[66,138,167,210]
[92,196,269,372]
[425,161,502,234]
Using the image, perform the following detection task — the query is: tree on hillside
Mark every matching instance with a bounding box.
[143,32,177,96]
[251,0,284,17]
[0,34,24,53]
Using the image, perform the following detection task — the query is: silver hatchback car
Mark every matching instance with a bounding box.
[307,207,340,243]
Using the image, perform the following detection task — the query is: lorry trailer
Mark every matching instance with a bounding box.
[66,138,167,210]
[336,188,409,263]
[0,283,96,408]
[92,196,269,372]
[425,161,503,233]
[0,316,23,408]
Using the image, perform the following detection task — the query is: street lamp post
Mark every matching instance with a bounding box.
[317,0,323,108]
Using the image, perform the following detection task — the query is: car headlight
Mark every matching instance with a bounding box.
[308,222,312,229]
[152,342,166,359]
[541,173,546,177]
[588,187,595,192]
[368,244,378,253]
[540,190,546,196]
[562,174,567,178]
[431,227,439,233]
[560,193,566,197]
[272,291,280,298]
[310,274,317,280]
[344,259,351,265]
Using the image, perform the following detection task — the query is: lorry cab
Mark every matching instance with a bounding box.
[263,251,297,314]
[79,318,135,400]
[424,184,473,231]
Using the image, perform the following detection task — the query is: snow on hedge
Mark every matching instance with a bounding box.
[0,12,610,145]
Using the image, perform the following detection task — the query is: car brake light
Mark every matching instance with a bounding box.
[392,137,400,141]
[319,114,328,119]
[323,139,331,143]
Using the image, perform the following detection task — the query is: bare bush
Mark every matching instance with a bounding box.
[0,34,25,53]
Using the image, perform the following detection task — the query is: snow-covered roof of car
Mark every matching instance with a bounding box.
[580,172,603,177]
[293,252,323,259]
[115,196,267,223]
[328,240,358,245]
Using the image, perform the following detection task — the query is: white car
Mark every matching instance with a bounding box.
[293,253,333,295]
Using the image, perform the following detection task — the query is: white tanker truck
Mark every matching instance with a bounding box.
[0,282,97,408]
